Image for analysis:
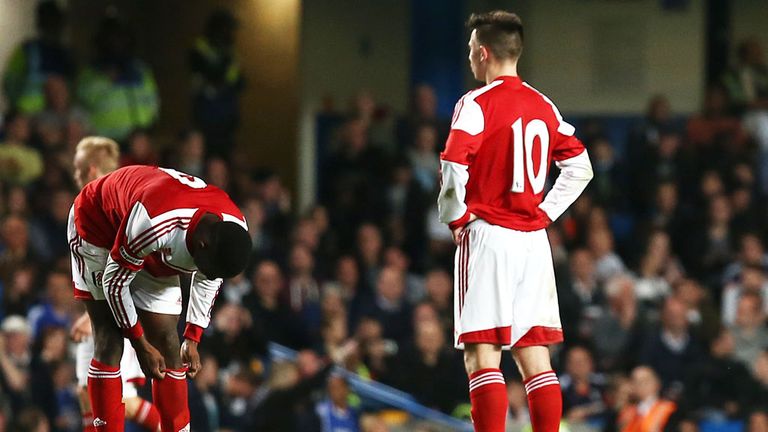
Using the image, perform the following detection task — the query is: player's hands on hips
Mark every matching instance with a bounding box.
[132,336,166,380]
[451,213,478,245]
[70,312,93,342]
[180,339,201,378]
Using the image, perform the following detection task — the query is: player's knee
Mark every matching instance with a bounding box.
[93,331,123,365]
[155,331,181,365]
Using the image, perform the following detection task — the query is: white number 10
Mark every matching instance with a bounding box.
[510,118,549,194]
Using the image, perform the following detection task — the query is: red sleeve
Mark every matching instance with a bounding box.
[551,134,586,162]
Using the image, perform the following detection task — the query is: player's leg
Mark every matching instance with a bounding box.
[132,274,188,432]
[510,229,564,432]
[138,309,189,432]
[70,207,126,431]
[464,343,507,432]
[454,222,513,432]
[124,396,161,432]
[512,346,561,432]
[84,300,126,432]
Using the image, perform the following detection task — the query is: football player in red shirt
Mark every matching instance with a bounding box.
[69,163,251,432]
[438,11,593,432]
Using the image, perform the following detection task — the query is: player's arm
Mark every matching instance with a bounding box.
[101,202,159,340]
[180,271,222,377]
[438,95,484,236]
[538,125,594,222]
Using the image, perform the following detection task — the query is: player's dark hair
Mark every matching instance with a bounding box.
[209,221,252,278]
[466,10,524,60]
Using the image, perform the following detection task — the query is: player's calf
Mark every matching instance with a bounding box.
[464,343,507,432]
[85,301,126,432]
[513,346,562,432]
[138,310,190,432]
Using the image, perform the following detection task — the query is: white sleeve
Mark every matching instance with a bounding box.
[538,150,593,222]
[102,255,141,338]
[438,160,470,226]
[183,271,223,342]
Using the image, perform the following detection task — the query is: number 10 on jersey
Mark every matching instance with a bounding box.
[510,118,549,194]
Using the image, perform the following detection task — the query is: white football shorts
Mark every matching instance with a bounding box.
[68,207,182,315]
[454,220,563,349]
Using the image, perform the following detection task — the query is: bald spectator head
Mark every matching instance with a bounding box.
[735,292,765,330]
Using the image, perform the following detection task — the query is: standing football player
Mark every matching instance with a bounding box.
[69,163,251,432]
[69,136,161,432]
[438,11,593,432]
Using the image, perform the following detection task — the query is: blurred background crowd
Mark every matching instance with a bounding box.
[1,1,768,432]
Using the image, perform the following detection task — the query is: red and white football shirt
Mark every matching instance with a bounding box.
[438,76,592,231]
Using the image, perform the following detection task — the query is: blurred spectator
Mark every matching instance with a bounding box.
[246,351,333,431]
[617,366,676,432]
[683,328,758,420]
[286,244,321,323]
[722,233,768,285]
[205,157,230,191]
[721,264,768,326]
[722,38,768,114]
[29,188,73,262]
[588,228,626,283]
[383,247,424,303]
[640,297,703,392]
[729,292,768,372]
[687,194,735,280]
[119,129,158,166]
[559,248,604,342]
[589,136,625,209]
[76,16,159,141]
[686,85,747,148]
[559,346,608,427]
[673,278,720,342]
[2,1,73,114]
[358,266,412,343]
[0,216,39,286]
[390,319,464,413]
[26,270,74,339]
[356,223,384,291]
[323,119,388,242]
[350,90,394,150]
[242,260,307,348]
[172,129,206,177]
[384,161,431,271]
[423,269,453,336]
[629,95,677,150]
[189,9,244,158]
[205,302,266,371]
[396,84,449,149]
[634,231,680,305]
[0,111,44,185]
[407,123,440,193]
[0,315,32,411]
[592,274,642,371]
[2,265,37,317]
[33,75,88,154]
[314,374,361,432]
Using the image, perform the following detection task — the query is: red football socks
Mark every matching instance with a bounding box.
[152,368,190,432]
[524,370,562,432]
[132,399,161,432]
[87,359,125,432]
[468,368,508,432]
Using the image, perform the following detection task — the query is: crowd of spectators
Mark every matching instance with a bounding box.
[2,2,768,432]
